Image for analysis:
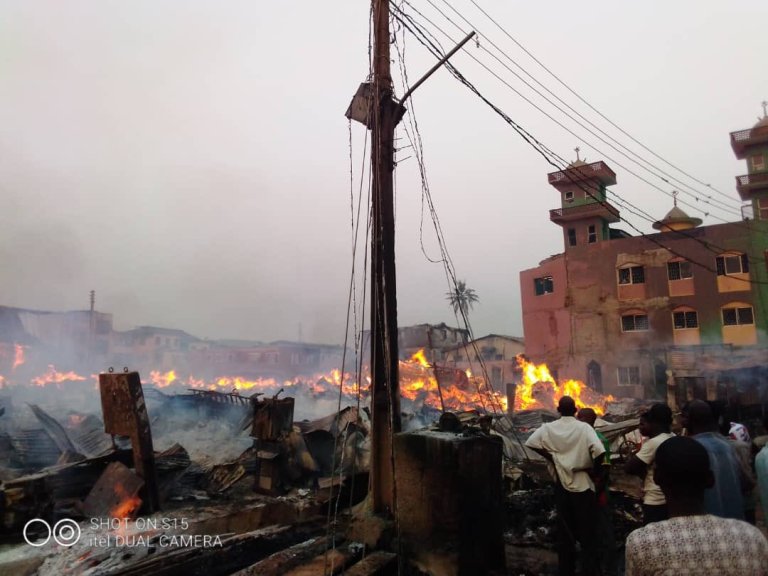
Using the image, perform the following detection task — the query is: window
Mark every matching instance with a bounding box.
[667,260,693,280]
[621,313,649,332]
[568,228,577,246]
[673,310,698,329]
[588,225,597,244]
[618,366,640,386]
[564,191,574,203]
[534,276,554,296]
[618,265,645,285]
[722,305,754,326]
[751,155,765,171]
[716,253,749,275]
[759,198,768,220]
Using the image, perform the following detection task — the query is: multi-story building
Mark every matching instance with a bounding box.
[520,112,768,404]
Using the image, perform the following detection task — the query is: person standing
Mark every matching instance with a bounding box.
[625,436,768,576]
[728,421,757,524]
[684,400,749,520]
[526,396,606,576]
[756,415,768,528]
[624,404,674,524]
[578,407,617,576]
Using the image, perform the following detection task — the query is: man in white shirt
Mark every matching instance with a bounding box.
[624,403,674,524]
[525,396,606,576]
[625,436,768,576]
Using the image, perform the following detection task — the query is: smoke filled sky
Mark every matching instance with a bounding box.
[0,1,765,345]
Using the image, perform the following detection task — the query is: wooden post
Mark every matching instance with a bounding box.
[370,0,402,515]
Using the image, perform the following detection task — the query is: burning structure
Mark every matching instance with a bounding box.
[520,112,768,413]
[0,321,626,575]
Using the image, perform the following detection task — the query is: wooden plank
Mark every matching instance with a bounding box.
[110,520,326,576]
[342,551,397,576]
[231,536,330,576]
[82,461,143,519]
[282,549,355,576]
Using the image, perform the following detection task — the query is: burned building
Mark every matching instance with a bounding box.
[520,112,768,405]
[442,334,525,389]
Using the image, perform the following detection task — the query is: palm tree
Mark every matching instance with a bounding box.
[446,280,479,318]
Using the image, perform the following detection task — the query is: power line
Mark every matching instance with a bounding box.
[464,0,742,207]
[399,0,739,223]
[423,0,742,214]
[390,4,768,286]
[392,22,507,414]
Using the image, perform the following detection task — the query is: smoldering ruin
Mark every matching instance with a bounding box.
[0,320,673,576]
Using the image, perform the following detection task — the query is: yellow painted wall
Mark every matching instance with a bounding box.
[717,272,750,293]
[673,329,701,346]
[668,278,694,297]
[722,324,757,345]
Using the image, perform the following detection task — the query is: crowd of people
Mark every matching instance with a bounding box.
[524,396,768,576]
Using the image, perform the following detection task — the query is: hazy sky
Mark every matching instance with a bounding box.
[0,1,766,345]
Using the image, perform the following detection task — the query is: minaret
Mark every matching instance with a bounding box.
[652,191,702,232]
[731,102,768,218]
[547,150,621,250]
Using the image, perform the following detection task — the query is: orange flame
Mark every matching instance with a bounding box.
[514,356,613,415]
[110,482,142,520]
[398,350,508,412]
[12,344,25,371]
[31,365,87,387]
[7,347,511,414]
[410,349,430,367]
[149,370,177,388]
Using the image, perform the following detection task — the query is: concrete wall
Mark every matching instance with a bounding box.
[520,221,768,399]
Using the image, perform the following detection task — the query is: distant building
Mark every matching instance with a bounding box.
[111,326,199,372]
[520,114,768,404]
[0,305,113,369]
[186,339,346,379]
[442,334,525,389]
[361,322,470,362]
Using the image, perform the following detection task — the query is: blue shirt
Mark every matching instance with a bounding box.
[757,445,768,525]
[693,432,745,520]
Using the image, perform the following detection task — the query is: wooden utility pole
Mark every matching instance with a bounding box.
[370,0,402,514]
[355,1,474,515]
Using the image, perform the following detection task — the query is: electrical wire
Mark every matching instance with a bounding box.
[398,0,739,223]
[391,3,768,286]
[464,0,742,207]
[424,0,742,213]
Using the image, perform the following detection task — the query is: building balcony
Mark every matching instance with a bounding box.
[549,201,620,224]
[735,172,768,200]
[547,161,617,189]
[730,125,768,159]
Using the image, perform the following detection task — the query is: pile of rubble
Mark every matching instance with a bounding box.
[0,372,377,575]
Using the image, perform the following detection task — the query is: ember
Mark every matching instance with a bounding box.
[515,356,613,415]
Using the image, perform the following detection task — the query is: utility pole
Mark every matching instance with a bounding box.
[88,290,96,362]
[347,2,475,515]
[370,0,402,514]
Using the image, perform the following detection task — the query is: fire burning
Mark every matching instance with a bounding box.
[514,356,613,415]
[0,348,512,414]
[110,482,142,520]
[31,365,87,388]
[12,344,25,371]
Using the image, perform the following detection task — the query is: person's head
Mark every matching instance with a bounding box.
[684,400,716,435]
[639,403,673,437]
[577,407,597,427]
[653,436,714,507]
[557,396,577,417]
